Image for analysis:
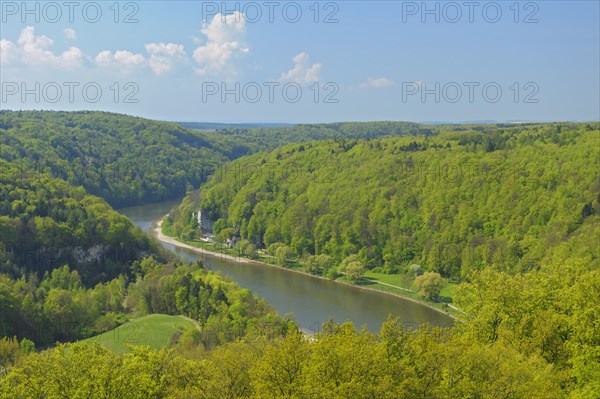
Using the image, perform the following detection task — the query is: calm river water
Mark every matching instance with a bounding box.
[118,199,453,333]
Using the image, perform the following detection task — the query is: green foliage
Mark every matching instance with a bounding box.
[173,327,201,355]
[0,113,430,210]
[160,121,600,395]
[410,263,423,276]
[275,245,294,266]
[200,121,431,153]
[345,261,365,283]
[237,240,258,259]
[339,254,361,273]
[455,264,600,394]
[0,160,160,285]
[18,338,34,355]
[0,110,232,208]
[0,266,130,346]
[0,319,564,398]
[126,262,284,347]
[267,242,285,257]
[414,272,445,299]
[216,227,236,243]
[0,342,199,399]
[1,259,282,348]
[0,337,20,377]
[1,114,598,396]
[305,254,334,276]
[170,123,599,283]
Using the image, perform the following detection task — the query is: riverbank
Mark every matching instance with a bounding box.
[154,220,252,264]
[153,219,461,321]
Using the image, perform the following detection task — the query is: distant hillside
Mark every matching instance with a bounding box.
[200,121,567,154]
[1,112,568,210]
[177,121,294,130]
[0,113,428,208]
[202,121,432,152]
[0,112,443,208]
[0,111,239,207]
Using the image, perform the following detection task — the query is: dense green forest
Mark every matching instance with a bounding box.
[0,159,159,284]
[157,122,600,396]
[200,121,430,151]
[167,123,599,282]
[0,158,281,349]
[177,121,293,130]
[1,114,598,397]
[201,121,563,154]
[1,112,437,208]
[1,317,567,398]
[0,110,287,396]
[2,262,598,397]
[0,111,239,207]
[0,259,283,349]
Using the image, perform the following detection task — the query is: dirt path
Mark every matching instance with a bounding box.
[153,220,250,264]
[363,278,417,294]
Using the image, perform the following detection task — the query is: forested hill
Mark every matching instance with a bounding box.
[0,112,442,209]
[1,111,554,209]
[199,121,566,154]
[177,121,293,130]
[110,122,600,396]
[202,121,431,152]
[0,111,243,208]
[0,110,286,351]
[0,159,161,285]
[169,122,599,282]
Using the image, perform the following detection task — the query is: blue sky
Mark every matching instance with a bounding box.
[1,1,598,123]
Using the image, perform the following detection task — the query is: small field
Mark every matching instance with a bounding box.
[81,314,197,353]
[363,271,458,303]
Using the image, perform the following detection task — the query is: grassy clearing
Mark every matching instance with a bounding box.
[81,314,196,354]
[363,270,458,303]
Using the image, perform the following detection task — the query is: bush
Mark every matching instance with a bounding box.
[267,242,285,257]
[410,264,423,276]
[414,272,444,300]
[345,261,365,283]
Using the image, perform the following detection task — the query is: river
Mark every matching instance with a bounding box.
[118,199,453,333]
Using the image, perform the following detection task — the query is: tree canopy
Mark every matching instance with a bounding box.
[1,113,598,396]
[170,122,599,283]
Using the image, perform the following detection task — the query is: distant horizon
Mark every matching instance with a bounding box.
[1,108,598,126]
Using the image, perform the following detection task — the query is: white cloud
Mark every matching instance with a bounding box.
[95,50,145,69]
[192,11,249,78]
[145,43,186,75]
[280,52,321,84]
[96,44,186,75]
[1,26,84,69]
[63,28,76,40]
[359,77,394,89]
[0,39,16,65]
[59,47,85,68]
